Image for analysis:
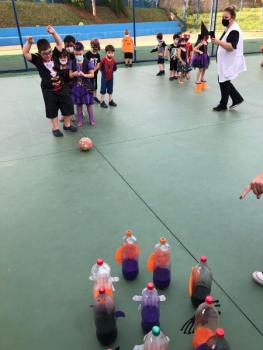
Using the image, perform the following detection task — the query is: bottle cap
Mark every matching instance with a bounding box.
[216,328,225,337]
[126,230,133,237]
[205,295,214,304]
[98,287,106,294]
[152,326,160,336]
[200,256,207,263]
[97,258,104,266]
[147,282,154,290]
[160,237,167,244]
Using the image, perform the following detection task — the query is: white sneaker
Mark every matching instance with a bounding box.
[252,271,263,286]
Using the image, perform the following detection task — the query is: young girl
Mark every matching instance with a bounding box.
[191,34,210,85]
[85,39,101,103]
[69,42,95,127]
[177,38,192,84]
[151,33,167,76]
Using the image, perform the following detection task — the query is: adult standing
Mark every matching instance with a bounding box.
[212,6,246,111]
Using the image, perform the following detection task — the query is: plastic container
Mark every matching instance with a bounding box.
[93,287,117,346]
[147,238,171,289]
[189,256,212,308]
[192,296,219,349]
[115,230,140,281]
[133,326,170,350]
[90,259,119,298]
[196,329,231,350]
[133,282,166,334]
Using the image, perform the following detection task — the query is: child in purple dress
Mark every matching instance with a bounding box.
[69,42,95,127]
[191,34,210,85]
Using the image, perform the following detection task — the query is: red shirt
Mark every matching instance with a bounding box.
[100,56,117,81]
[186,42,193,60]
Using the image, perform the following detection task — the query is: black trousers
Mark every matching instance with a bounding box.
[219,80,243,107]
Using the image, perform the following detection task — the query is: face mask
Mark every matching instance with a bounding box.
[59,58,67,65]
[222,18,230,27]
[66,46,74,53]
[181,43,186,46]
[75,55,83,62]
[158,39,163,43]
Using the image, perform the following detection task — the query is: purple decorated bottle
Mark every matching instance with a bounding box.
[115,230,140,281]
[147,238,171,290]
[133,282,166,334]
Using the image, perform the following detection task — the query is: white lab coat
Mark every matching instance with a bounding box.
[217,22,246,83]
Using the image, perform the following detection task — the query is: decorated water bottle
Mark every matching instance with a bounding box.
[115,230,140,280]
[189,256,212,308]
[90,258,119,298]
[93,287,118,345]
[133,282,166,334]
[192,296,219,349]
[196,328,231,350]
[133,326,170,350]
[147,237,171,289]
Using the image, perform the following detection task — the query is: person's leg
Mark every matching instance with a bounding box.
[108,79,116,106]
[200,68,206,82]
[100,77,108,108]
[178,72,184,84]
[76,104,84,126]
[229,81,244,106]
[87,104,96,125]
[219,80,231,107]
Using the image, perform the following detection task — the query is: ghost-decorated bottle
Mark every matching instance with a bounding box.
[90,259,119,298]
[133,282,166,334]
[192,296,219,349]
[115,230,140,280]
[133,326,170,350]
[147,237,171,290]
[189,256,212,308]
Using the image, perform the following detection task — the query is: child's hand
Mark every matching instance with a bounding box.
[47,25,56,35]
[79,71,85,77]
[73,71,80,77]
[26,36,34,44]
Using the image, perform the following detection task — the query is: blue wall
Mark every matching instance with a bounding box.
[0,21,182,46]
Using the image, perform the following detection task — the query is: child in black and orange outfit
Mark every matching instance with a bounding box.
[151,33,167,76]
[100,45,117,109]
[23,26,77,137]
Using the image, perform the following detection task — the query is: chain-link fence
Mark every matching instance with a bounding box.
[0,0,262,73]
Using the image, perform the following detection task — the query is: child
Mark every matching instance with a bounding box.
[85,39,101,103]
[122,29,135,67]
[151,33,167,76]
[184,33,193,62]
[191,34,210,85]
[100,45,117,108]
[64,35,76,59]
[168,34,180,81]
[22,26,76,137]
[177,38,192,84]
[69,42,96,127]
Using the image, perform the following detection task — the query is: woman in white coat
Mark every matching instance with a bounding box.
[212,6,246,111]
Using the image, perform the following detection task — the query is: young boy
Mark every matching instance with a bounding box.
[23,26,77,137]
[122,29,135,67]
[168,34,180,81]
[150,33,167,76]
[64,35,76,59]
[85,39,101,103]
[100,45,117,109]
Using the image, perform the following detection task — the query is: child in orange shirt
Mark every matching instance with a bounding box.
[122,29,135,67]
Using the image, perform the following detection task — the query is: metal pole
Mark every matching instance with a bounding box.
[196,0,200,31]
[132,0,137,62]
[211,0,218,57]
[11,0,28,70]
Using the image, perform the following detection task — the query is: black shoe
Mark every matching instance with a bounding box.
[161,70,165,75]
[129,64,133,67]
[52,129,63,137]
[229,99,244,109]
[213,105,227,112]
[100,101,108,108]
[174,76,178,80]
[169,77,174,81]
[125,64,129,67]
[63,124,77,132]
[94,97,100,103]
[156,71,162,76]
[109,100,117,107]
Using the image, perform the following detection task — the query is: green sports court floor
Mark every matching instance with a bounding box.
[0,55,263,350]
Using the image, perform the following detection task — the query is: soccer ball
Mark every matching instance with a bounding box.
[79,137,93,151]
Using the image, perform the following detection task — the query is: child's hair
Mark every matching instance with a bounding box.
[184,33,190,41]
[75,41,84,51]
[173,33,181,40]
[194,34,202,47]
[37,39,51,52]
[105,44,115,52]
[224,5,236,19]
[64,35,76,45]
[125,29,129,35]
[59,48,69,58]
[156,33,163,40]
[178,38,186,46]
[90,39,100,51]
